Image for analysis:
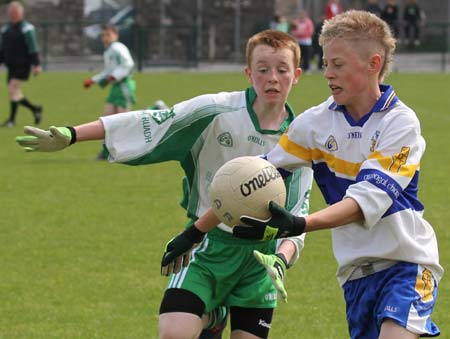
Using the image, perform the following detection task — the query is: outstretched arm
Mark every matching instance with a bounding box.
[16,120,106,152]
[304,197,363,232]
[74,120,105,141]
[234,197,364,240]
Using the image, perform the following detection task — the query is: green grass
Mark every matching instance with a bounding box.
[0,71,448,338]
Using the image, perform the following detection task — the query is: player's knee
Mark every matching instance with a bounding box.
[159,289,205,339]
[159,316,201,339]
[159,310,203,339]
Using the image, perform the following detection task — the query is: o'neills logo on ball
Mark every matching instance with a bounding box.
[240,166,281,197]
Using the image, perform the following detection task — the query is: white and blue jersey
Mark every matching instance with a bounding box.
[266,84,443,285]
[266,84,443,336]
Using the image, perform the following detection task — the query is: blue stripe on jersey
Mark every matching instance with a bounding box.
[312,162,353,204]
[357,169,425,216]
[383,172,424,217]
[313,163,425,216]
[357,168,403,202]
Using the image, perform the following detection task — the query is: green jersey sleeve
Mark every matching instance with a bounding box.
[22,21,39,54]
[100,94,232,165]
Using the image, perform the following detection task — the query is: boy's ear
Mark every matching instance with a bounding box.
[368,54,382,74]
[293,67,302,85]
[244,67,252,83]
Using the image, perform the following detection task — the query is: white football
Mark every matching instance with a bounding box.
[208,156,286,227]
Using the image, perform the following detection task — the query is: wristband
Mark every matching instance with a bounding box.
[185,224,206,243]
[66,126,77,145]
[293,216,306,236]
[276,253,289,269]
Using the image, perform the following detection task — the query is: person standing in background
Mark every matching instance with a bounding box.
[270,14,289,33]
[0,1,42,128]
[366,0,382,17]
[290,10,314,73]
[403,0,423,47]
[381,0,400,39]
[324,0,343,20]
[83,24,136,160]
[312,16,325,71]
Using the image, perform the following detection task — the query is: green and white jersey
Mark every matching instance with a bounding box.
[101,88,313,263]
[92,41,134,83]
[0,20,40,66]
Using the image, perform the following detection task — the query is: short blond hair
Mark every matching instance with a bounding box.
[319,10,396,80]
[246,29,301,69]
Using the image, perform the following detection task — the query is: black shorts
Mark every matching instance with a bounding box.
[160,288,274,338]
[7,64,31,82]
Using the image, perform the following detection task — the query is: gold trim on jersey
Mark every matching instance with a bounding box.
[279,134,361,177]
[369,149,419,178]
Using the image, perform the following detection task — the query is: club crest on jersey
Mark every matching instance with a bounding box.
[325,135,338,151]
[370,130,381,152]
[150,108,175,125]
[217,132,233,147]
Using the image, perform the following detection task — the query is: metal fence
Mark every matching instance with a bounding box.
[36,22,198,72]
[27,20,450,72]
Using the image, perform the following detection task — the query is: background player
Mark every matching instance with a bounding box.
[0,1,42,128]
[83,24,135,159]
[16,30,313,339]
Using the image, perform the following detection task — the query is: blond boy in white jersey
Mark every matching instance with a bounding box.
[166,10,443,339]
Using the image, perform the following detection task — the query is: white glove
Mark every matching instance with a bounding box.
[16,126,74,152]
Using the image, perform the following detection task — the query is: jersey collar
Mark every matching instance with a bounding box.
[245,87,294,134]
[328,84,399,126]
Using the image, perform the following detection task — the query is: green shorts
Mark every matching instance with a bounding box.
[106,77,136,108]
[166,227,278,312]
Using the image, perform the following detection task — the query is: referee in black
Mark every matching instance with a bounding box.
[1,1,42,128]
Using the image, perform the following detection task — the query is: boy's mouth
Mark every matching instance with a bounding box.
[265,88,280,94]
[329,84,342,94]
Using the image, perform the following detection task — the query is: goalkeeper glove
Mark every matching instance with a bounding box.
[160,225,205,276]
[83,78,94,88]
[15,126,76,152]
[233,201,306,240]
[253,250,288,302]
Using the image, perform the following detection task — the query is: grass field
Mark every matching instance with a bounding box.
[0,71,449,338]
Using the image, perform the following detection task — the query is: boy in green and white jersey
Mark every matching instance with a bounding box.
[83,24,136,160]
[16,30,313,339]
[83,24,136,113]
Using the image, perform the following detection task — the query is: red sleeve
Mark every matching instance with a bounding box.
[325,4,332,19]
